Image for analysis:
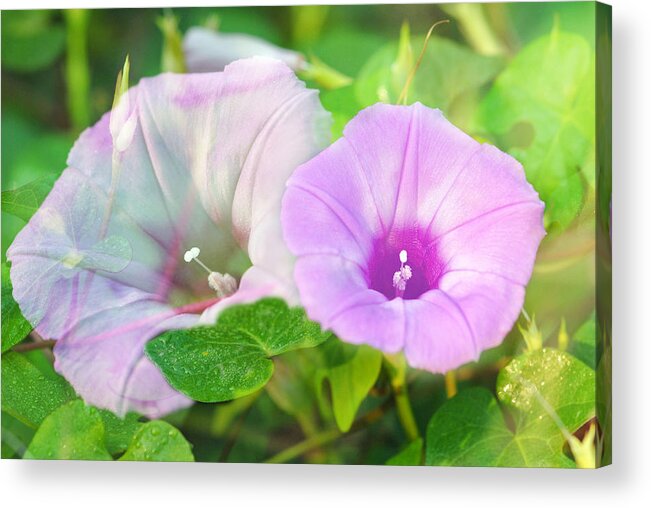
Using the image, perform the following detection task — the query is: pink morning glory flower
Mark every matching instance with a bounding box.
[282,103,545,373]
[8,58,331,418]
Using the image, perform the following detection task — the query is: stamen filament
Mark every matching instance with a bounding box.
[183,246,238,298]
[192,257,212,275]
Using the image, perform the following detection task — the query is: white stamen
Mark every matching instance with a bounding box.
[183,246,238,297]
[392,249,412,296]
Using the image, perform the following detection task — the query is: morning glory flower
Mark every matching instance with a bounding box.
[282,103,545,373]
[184,27,305,73]
[183,27,352,90]
[8,58,331,418]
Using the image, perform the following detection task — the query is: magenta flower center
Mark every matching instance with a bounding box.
[368,228,446,300]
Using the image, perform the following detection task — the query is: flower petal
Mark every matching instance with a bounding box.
[402,295,477,373]
[184,27,304,73]
[438,271,526,353]
[432,200,546,285]
[328,296,405,353]
[53,295,196,417]
[9,58,330,416]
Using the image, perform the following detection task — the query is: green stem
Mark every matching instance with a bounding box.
[218,392,259,462]
[12,339,55,353]
[442,3,508,57]
[264,401,390,464]
[392,382,420,442]
[265,428,341,464]
[64,9,90,134]
[384,353,420,441]
[444,370,458,399]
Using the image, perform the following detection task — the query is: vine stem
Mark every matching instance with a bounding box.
[264,401,390,464]
[444,371,458,399]
[384,353,420,442]
[265,428,341,465]
[218,390,261,462]
[442,3,508,56]
[392,383,420,441]
[13,339,56,353]
[397,19,450,105]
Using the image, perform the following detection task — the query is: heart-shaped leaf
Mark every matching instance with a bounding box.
[356,34,502,124]
[119,421,194,462]
[24,400,112,460]
[426,349,596,467]
[1,176,56,223]
[146,298,330,402]
[315,338,382,432]
[478,28,595,232]
[1,352,76,428]
[386,437,423,466]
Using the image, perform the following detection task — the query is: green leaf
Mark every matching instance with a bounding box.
[316,339,382,432]
[386,438,423,466]
[356,35,502,121]
[497,348,596,431]
[1,176,56,223]
[119,421,194,462]
[1,263,32,352]
[1,410,35,458]
[1,352,76,428]
[427,388,527,467]
[24,400,112,460]
[319,85,360,140]
[98,410,142,456]
[1,11,66,73]
[146,298,330,402]
[569,314,597,369]
[426,349,596,467]
[305,28,388,77]
[478,29,595,231]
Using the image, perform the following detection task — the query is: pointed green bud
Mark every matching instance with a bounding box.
[109,55,136,153]
[568,422,597,469]
[518,312,543,351]
[112,55,130,110]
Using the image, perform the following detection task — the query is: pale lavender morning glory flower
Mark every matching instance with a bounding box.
[8,58,331,418]
[184,27,305,73]
[282,103,545,373]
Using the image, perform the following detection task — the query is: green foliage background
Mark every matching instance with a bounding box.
[1,3,610,466]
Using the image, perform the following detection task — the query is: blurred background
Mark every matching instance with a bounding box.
[1,3,605,464]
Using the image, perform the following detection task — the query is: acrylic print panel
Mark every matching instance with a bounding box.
[1,2,611,468]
